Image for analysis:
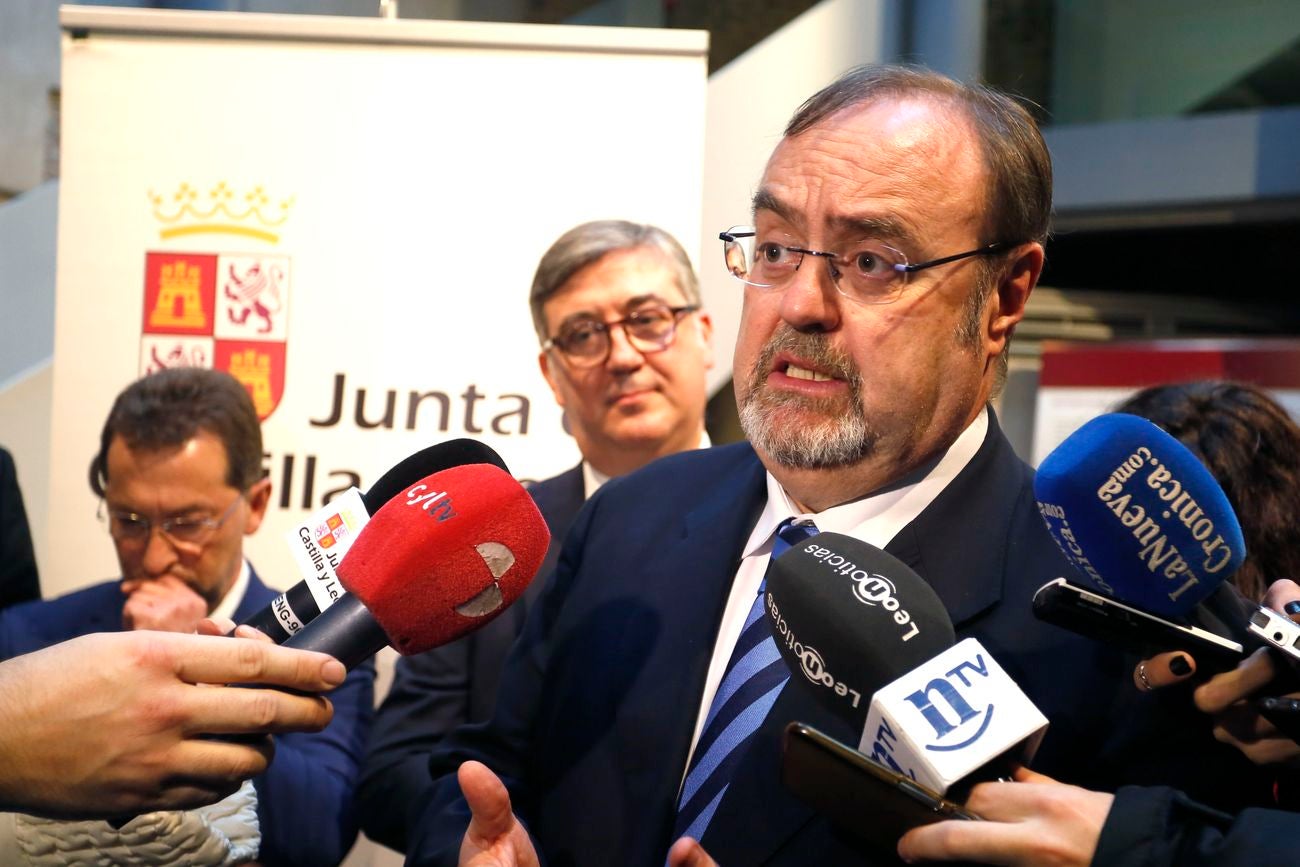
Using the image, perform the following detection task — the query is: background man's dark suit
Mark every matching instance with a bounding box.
[405,413,1273,866]
[357,463,585,851]
[0,446,40,610]
[0,568,376,867]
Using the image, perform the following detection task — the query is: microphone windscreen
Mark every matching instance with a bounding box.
[361,439,507,514]
[1035,413,1245,618]
[766,532,955,729]
[337,463,549,655]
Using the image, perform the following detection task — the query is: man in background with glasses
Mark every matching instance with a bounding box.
[0,366,374,866]
[358,219,713,853]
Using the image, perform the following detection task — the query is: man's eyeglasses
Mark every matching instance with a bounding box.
[542,303,700,368]
[720,226,1015,306]
[99,495,244,551]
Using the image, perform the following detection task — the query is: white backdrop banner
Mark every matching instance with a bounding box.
[50,6,707,595]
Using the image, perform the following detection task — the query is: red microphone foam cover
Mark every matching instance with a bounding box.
[335,463,549,655]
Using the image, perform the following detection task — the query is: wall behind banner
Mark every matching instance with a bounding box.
[49,8,708,596]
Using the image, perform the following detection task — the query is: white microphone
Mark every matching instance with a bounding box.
[859,637,1047,796]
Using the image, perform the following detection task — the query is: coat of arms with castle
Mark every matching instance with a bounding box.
[141,182,292,420]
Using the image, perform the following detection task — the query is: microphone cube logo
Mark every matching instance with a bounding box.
[285,487,370,608]
[858,638,1047,793]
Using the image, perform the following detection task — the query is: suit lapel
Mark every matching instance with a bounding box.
[885,412,1014,628]
[523,464,586,616]
[609,447,769,847]
[232,565,276,622]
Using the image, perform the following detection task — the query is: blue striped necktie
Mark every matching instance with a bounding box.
[673,517,819,843]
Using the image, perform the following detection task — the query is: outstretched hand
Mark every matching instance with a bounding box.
[457,761,539,867]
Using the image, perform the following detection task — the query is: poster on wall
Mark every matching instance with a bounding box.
[1032,339,1300,466]
[50,7,708,594]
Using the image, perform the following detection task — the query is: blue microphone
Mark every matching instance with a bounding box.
[1034,413,1246,619]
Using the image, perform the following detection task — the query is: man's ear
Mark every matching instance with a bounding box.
[243,477,272,536]
[986,242,1044,355]
[692,310,715,371]
[538,349,566,408]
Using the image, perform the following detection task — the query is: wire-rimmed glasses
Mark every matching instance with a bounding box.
[720,226,1014,305]
[99,495,244,552]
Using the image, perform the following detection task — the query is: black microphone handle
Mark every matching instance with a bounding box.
[281,592,390,670]
[238,582,326,644]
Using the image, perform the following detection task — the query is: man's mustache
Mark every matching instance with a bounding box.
[749,326,862,392]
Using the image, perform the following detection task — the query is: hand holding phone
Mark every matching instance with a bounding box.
[1248,606,1300,663]
[781,722,978,854]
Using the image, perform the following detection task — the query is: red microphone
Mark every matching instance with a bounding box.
[281,463,549,667]
[237,438,507,643]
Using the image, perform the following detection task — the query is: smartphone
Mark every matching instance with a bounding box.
[1032,577,1245,672]
[1248,606,1300,663]
[781,722,978,851]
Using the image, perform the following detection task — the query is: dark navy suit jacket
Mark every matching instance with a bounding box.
[0,447,40,610]
[404,414,1275,866]
[1092,784,1300,867]
[0,567,375,867]
[356,464,585,851]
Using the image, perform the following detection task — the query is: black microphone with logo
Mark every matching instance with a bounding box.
[765,532,1048,844]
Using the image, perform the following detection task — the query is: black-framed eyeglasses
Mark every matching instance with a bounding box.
[720,226,1016,306]
[98,495,244,551]
[541,303,700,368]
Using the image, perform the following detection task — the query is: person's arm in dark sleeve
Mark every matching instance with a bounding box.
[402,490,598,867]
[254,659,375,867]
[356,638,475,852]
[403,622,551,867]
[0,448,40,609]
[1095,785,1300,867]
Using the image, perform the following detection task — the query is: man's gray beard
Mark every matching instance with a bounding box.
[737,328,876,470]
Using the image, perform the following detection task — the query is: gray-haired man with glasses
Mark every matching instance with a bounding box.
[358,219,714,853]
[532,219,713,485]
[0,366,375,867]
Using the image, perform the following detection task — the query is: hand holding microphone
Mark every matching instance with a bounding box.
[0,631,343,819]
[895,766,1113,867]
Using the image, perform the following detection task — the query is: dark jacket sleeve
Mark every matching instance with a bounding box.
[402,489,596,867]
[1093,785,1300,866]
[355,639,475,851]
[0,448,40,610]
[356,467,579,853]
[254,660,375,867]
